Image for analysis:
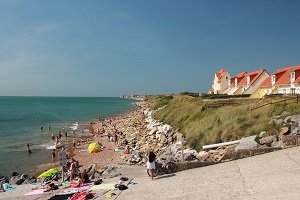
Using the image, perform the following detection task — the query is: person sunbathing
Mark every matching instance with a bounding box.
[69,173,83,188]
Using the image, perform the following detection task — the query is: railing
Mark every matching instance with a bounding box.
[250,95,299,115]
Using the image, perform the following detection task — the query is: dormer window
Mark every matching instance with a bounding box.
[291,71,295,82]
[272,75,276,85]
[247,76,250,86]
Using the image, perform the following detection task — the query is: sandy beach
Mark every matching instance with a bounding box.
[0,101,148,199]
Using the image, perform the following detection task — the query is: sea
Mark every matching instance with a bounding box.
[0,96,135,177]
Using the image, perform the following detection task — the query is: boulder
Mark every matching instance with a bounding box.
[148,127,158,136]
[259,136,277,146]
[275,119,284,126]
[196,151,210,161]
[171,141,183,155]
[235,136,259,151]
[281,111,291,116]
[291,127,300,135]
[280,127,289,135]
[291,115,300,124]
[259,131,267,138]
[162,124,172,133]
[284,116,293,124]
[271,141,281,148]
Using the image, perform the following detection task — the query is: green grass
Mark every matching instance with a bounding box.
[147,95,300,151]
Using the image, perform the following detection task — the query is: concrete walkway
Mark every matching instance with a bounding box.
[118,147,300,200]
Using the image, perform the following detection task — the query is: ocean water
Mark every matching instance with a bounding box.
[0,96,135,177]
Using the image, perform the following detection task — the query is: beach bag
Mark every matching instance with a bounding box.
[94,179,102,185]
[118,184,128,190]
[120,177,129,181]
[15,179,24,185]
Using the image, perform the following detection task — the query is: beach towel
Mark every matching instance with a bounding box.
[25,189,45,196]
[90,183,116,190]
[4,185,16,191]
[71,192,88,200]
[62,184,91,194]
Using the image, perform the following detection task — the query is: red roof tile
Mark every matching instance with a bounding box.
[260,76,271,88]
[274,65,300,85]
[216,69,227,79]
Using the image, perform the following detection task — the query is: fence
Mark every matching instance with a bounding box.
[250,95,299,115]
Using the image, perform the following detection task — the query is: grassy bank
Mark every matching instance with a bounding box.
[147,95,300,150]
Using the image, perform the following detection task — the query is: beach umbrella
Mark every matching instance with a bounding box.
[37,168,58,179]
[88,142,101,153]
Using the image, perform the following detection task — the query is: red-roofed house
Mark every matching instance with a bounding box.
[271,65,300,95]
[226,69,269,95]
[208,69,231,94]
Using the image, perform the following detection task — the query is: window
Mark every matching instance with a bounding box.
[291,71,295,82]
[272,75,276,85]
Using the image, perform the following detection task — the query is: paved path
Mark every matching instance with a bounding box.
[118,147,300,200]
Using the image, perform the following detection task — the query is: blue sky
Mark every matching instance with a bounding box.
[0,0,299,96]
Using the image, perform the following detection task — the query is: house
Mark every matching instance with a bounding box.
[226,69,269,95]
[271,65,300,95]
[250,76,272,98]
[208,69,231,94]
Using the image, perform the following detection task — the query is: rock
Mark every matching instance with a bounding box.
[167,136,173,144]
[284,116,293,124]
[148,128,158,136]
[102,166,121,178]
[275,119,284,126]
[235,136,259,151]
[259,131,267,138]
[291,115,300,124]
[280,127,289,135]
[171,141,183,155]
[291,127,300,135]
[197,151,210,161]
[259,136,277,146]
[162,124,172,133]
[271,141,281,148]
[281,111,291,116]
[176,132,184,142]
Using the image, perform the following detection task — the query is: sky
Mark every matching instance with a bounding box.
[0,0,300,97]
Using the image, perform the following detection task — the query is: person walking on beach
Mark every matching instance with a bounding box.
[73,138,76,148]
[27,144,32,154]
[147,151,156,180]
[51,149,56,161]
[114,131,118,145]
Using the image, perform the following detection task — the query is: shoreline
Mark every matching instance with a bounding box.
[32,101,140,177]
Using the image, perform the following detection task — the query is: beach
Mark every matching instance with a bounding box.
[0,100,149,199]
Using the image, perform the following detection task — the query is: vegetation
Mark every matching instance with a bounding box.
[148,94,300,151]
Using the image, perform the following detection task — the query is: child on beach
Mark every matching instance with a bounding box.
[147,151,156,180]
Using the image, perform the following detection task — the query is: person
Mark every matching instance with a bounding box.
[73,138,76,148]
[51,149,56,160]
[69,172,83,188]
[58,133,62,140]
[51,134,55,141]
[27,144,32,154]
[64,131,68,138]
[40,126,43,132]
[147,151,156,180]
[69,158,77,181]
[48,125,51,131]
[81,170,90,183]
[114,132,118,145]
